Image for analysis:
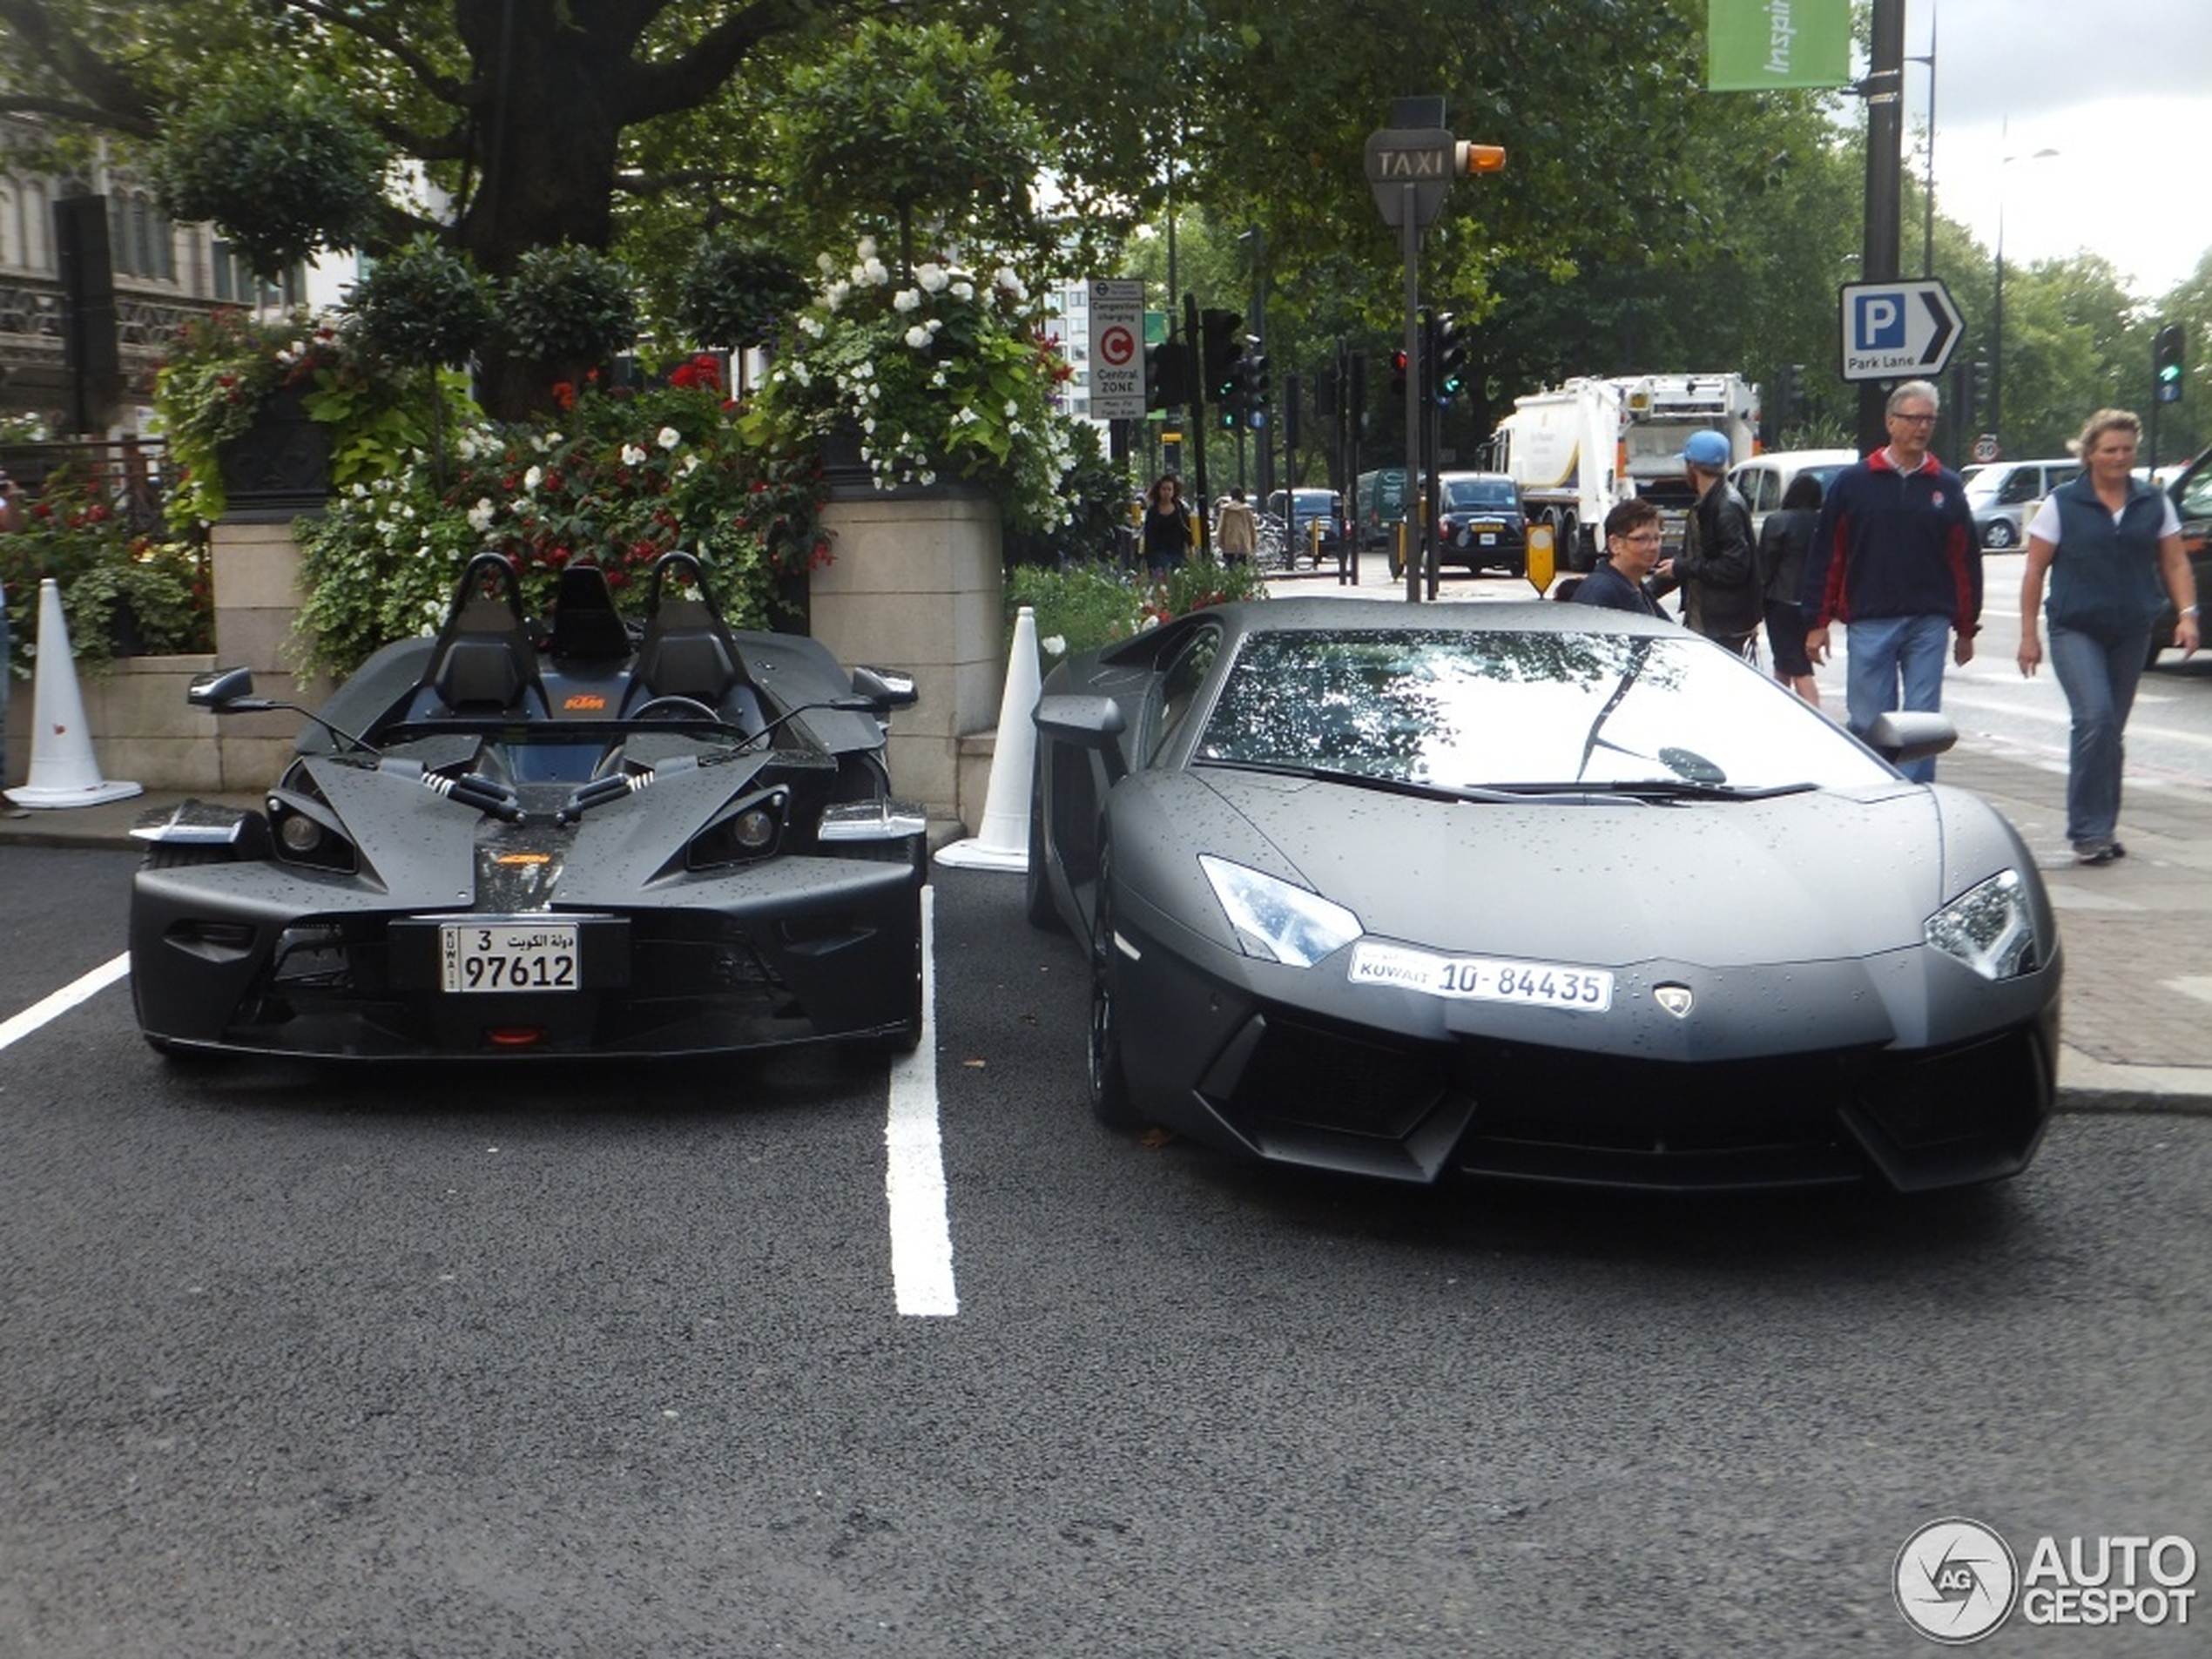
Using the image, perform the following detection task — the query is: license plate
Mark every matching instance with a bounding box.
[1478,532,1497,546]
[1348,941,1612,1011]
[440,921,580,994]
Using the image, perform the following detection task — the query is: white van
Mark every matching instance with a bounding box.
[1728,448,1859,536]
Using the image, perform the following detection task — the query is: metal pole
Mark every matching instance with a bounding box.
[1857,0,1905,455]
[1402,184,1422,604]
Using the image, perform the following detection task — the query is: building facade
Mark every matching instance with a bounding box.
[1,125,300,439]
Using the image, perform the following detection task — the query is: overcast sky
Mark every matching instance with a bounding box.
[1887,0,2211,299]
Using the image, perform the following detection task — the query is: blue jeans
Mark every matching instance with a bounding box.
[2047,620,2152,845]
[1844,613,1952,783]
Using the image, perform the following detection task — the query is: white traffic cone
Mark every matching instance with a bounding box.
[934,605,1042,872]
[4,578,142,809]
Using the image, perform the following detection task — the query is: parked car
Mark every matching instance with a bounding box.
[1265,488,1346,567]
[131,550,928,1060]
[2149,442,2212,667]
[1729,448,1860,537]
[1433,471,1527,576]
[1026,597,2059,1195]
[1962,457,2080,550]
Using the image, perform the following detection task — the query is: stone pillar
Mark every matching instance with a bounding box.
[208,517,333,790]
[810,489,1003,833]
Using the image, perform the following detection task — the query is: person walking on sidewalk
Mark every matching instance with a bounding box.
[2016,408,2200,865]
[1802,380,1980,782]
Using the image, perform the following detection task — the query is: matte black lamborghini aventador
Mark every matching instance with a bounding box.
[131,550,927,1061]
[1027,598,2061,1194]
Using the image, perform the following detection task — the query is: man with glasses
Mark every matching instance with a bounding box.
[1801,380,1980,781]
[1571,498,1675,614]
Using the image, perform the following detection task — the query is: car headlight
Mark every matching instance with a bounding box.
[1925,868,2040,980]
[1199,854,1363,967]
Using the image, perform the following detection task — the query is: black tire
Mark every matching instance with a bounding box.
[1024,755,1065,933]
[1086,846,1143,1130]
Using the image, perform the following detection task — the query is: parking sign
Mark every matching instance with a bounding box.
[1838,280,1962,381]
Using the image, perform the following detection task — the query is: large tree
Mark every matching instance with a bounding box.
[0,0,870,413]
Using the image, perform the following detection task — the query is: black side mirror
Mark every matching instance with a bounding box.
[851,665,920,711]
[187,666,275,713]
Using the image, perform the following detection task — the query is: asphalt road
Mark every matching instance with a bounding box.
[2,852,2207,1656]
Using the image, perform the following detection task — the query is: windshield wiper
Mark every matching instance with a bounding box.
[1496,778,1820,801]
[1196,757,1525,804]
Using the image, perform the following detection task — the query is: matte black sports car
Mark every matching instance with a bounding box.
[131,550,927,1060]
[1027,598,2061,1194]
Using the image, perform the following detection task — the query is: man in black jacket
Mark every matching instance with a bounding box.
[1673,430,1759,655]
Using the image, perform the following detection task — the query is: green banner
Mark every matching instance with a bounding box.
[1708,0,1852,91]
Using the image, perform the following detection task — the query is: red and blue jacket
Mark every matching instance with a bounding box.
[1801,448,1981,632]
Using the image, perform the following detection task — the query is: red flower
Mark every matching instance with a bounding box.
[552,381,577,411]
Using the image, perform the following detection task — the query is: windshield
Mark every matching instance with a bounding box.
[1441,476,1516,510]
[1195,628,1898,791]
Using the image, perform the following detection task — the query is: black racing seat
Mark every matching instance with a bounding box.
[548,563,632,664]
[418,552,548,718]
[627,551,765,729]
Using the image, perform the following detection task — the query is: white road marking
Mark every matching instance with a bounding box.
[0,952,130,1053]
[885,885,957,1316]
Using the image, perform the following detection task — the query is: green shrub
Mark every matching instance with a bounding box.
[1007,556,1269,666]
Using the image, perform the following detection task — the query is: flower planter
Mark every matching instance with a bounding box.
[216,385,333,522]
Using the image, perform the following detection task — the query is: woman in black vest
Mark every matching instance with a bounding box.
[2016,409,2200,864]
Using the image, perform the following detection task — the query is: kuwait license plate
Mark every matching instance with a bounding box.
[440,921,580,994]
[1348,941,1612,1011]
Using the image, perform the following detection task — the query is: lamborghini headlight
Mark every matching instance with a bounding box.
[1925,868,2040,981]
[1199,854,1363,967]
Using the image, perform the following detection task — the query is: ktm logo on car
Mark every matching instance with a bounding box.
[563,693,607,711]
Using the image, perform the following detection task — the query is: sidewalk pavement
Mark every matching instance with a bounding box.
[4,568,2207,1116]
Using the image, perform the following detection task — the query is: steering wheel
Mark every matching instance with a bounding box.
[628,694,721,723]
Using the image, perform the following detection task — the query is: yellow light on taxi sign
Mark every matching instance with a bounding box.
[1456,142,1507,175]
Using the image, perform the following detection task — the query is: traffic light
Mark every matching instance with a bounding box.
[1232,341,1271,422]
[1772,362,1804,429]
[1200,307,1244,404]
[2155,322,2186,405]
[1390,347,1410,399]
[1431,313,1467,403]
[1143,340,1190,413]
[1951,357,1980,432]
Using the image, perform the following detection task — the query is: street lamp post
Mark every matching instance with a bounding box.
[1991,144,2060,448]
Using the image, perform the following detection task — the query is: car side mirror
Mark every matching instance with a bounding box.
[1035,694,1129,783]
[1865,709,1957,768]
[187,666,277,714]
[850,665,919,711]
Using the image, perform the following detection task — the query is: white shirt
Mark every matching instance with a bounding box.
[2027,490,2181,544]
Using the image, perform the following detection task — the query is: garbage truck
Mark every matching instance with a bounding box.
[1490,372,1760,570]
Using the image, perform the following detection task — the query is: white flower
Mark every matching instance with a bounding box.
[1004,399,1020,417]
[678,454,701,477]
[952,280,974,301]
[826,280,850,312]
[1042,635,1067,657]
[523,465,543,491]
[905,325,931,349]
[994,266,1026,300]
[916,263,950,293]
[467,498,496,533]
[894,288,921,313]
[927,318,943,334]
[817,252,838,273]
[621,443,647,467]
[856,235,878,260]
[657,427,681,450]
[799,314,826,339]
[862,416,877,435]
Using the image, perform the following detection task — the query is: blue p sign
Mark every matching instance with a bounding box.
[1855,293,1904,349]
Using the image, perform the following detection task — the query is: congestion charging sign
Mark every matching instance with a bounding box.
[1838,279,1963,382]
